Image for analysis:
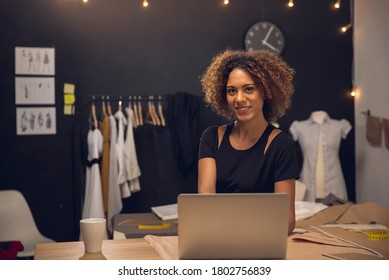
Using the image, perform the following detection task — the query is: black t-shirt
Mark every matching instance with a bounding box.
[198,123,299,193]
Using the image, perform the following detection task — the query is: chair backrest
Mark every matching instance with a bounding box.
[0,189,54,257]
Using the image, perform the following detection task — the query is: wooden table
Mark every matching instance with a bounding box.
[34,238,162,260]
[35,231,388,260]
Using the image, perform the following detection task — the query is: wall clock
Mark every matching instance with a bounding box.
[244,21,286,55]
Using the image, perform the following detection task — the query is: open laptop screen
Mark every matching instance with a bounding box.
[178,193,289,259]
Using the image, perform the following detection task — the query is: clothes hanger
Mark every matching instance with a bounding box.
[118,97,122,112]
[128,96,132,111]
[127,95,138,128]
[101,96,107,119]
[138,96,143,126]
[151,96,161,126]
[133,96,140,126]
[107,96,113,116]
[90,96,98,129]
[145,96,156,125]
[157,95,166,126]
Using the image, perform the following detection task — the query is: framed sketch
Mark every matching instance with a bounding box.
[15,77,55,105]
[15,47,55,75]
[16,107,56,135]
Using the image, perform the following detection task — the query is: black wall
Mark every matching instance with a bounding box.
[0,0,354,242]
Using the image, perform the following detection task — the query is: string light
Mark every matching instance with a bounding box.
[143,0,149,7]
[334,0,341,9]
[350,87,358,97]
[340,23,352,33]
[287,0,294,8]
[224,0,229,5]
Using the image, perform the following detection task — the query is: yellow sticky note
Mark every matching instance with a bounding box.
[64,93,75,105]
[64,83,75,94]
[64,105,75,115]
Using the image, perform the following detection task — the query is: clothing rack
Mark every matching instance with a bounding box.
[78,94,167,103]
[79,94,168,128]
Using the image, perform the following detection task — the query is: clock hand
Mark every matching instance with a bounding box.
[262,41,280,52]
[262,25,274,44]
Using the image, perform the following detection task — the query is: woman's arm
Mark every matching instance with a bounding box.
[198,157,217,193]
[275,179,296,234]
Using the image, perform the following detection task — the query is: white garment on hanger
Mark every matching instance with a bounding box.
[107,115,122,232]
[82,128,108,239]
[82,128,105,220]
[125,108,141,193]
[114,111,131,199]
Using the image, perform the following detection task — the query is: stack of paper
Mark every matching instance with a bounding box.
[151,203,178,220]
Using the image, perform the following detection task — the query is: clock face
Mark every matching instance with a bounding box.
[244,21,286,55]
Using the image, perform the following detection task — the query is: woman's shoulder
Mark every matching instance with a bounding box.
[271,128,295,147]
[202,123,232,135]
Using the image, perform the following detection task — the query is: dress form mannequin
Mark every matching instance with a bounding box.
[289,111,351,202]
[311,111,326,199]
[311,111,327,124]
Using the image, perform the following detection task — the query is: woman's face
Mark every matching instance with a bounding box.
[226,68,264,122]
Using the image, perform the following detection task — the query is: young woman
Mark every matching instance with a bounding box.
[198,50,299,234]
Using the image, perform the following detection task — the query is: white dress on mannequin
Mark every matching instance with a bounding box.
[289,111,352,202]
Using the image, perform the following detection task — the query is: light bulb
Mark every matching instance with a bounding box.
[340,24,351,33]
[82,0,88,3]
[334,0,341,9]
[350,87,357,97]
[288,0,294,8]
[143,0,149,7]
[224,0,229,5]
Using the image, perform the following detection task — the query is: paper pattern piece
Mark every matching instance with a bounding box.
[15,77,55,104]
[16,107,56,135]
[15,47,55,75]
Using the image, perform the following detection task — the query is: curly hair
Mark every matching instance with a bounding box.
[200,49,295,122]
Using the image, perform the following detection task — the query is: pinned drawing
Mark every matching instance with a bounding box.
[15,77,55,104]
[15,47,55,75]
[16,107,56,135]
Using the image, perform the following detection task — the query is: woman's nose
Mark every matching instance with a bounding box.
[236,91,246,102]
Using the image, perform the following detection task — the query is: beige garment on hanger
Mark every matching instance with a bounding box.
[99,115,110,213]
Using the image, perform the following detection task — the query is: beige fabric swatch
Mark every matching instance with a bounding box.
[144,235,178,260]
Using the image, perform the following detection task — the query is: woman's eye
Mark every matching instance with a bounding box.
[245,87,254,93]
[226,88,236,95]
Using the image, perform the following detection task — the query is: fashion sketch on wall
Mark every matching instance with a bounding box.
[15,47,55,76]
[16,107,56,135]
[15,77,55,105]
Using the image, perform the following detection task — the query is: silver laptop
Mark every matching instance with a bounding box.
[178,193,289,259]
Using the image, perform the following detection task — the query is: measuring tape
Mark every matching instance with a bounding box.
[349,229,389,241]
[364,230,389,241]
[138,223,172,230]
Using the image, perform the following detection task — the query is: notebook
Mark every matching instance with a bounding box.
[178,193,289,259]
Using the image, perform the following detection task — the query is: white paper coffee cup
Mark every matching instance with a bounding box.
[80,218,106,253]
